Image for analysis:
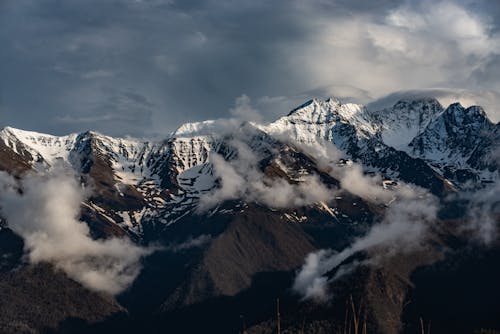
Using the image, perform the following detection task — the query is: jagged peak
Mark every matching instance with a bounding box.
[6,127,147,149]
[442,103,492,125]
[287,99,315,115]
[445,102,465,110]
[443,102,489,118]
[2,126,64,138]
[0,126,112,143]
[0,126,81,146]
[172,120,218,138]
[287,97,342,117]
[77,129,130,143]
[0,126,148,164]
[283,97,366,126]
[367,97,443,123]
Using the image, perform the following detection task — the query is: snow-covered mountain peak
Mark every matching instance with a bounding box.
[173,120,219,138]
[368,97,444,150]
[1,126,78,144]
[0,92,498,238]
[172,118,257,139]
[287,97,340,114]
[442,103,491,127]
[265,97,377,144]
[260,98,378,155]
[406,100,498,182]
[285,97,366,125]
[0,126,79,165]
[0,126,157,185]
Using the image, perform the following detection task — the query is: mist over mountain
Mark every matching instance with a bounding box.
[0,95,498,333]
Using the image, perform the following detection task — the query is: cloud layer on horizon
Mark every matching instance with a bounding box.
[1,0,499,136]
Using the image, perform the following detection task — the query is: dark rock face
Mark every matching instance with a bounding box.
[0,262,124,334]
[408,103,499,184]
[0,140,31,175]
[403,249,500,334]
[163,207,316,309]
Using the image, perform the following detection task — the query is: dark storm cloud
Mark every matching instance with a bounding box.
[0,0,499,137]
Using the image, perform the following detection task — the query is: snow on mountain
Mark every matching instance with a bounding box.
[263,98,377,147]
[0,126,78,167]
[261,98,452,197]
[367,98,444,150]
[467,123,500,178]
[168,136,217,175]
[0,126,159,187]
[407,103,498,182]
[173,120,216,137]
[87,133,156,186]
[1,94,498,233]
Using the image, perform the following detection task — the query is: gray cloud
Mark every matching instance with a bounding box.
[1,0,500,136]
[0,169,153,295]
[460,182,500,246]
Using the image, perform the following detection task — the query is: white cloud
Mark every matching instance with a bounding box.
[338,164,392,203]
[293,194,438,300]
[0,169,153,295]
[387,2,493,56]
[229,94,264,123]
[197,139,337,211]
[460,182,500,246]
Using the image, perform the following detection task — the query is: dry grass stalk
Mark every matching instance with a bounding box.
[276,298,281,334]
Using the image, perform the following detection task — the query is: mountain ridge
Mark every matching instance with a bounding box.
[1,96,498,237]
[0,95,499,333]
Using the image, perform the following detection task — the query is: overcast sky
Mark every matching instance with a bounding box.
[1,0,499,137]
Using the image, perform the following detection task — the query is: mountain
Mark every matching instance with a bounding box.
[368,98,444,149]
[408,103,499,183]
[0,96,499,333]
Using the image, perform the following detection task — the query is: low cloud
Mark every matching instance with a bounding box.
[275,134,345,170]
[337,164,419,204]
[293,164,499,301]
[293,194,438,300]
[462,182,500,246]
[198,139,336,212]
[173,95,264,138]
[229,94,264,123]
[291,138,419,205]
[167,234,212,252]
[338,165,393,204]
[0,169,153,295]
[198,127,423,216]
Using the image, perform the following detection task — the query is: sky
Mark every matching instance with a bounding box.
[1,0,500,137]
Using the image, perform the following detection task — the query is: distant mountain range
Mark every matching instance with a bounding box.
[0,96,498,333]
